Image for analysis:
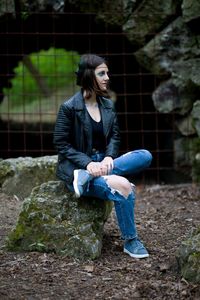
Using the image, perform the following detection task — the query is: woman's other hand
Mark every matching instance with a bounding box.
[87,161,107,177]
[101,156,114,175]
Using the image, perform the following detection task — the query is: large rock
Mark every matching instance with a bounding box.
[172,59,200,89]
[174,137,200,182]
[1,0,65,14]
[134,17,200,76]
[152,78,195,115]
[0,0,15,17]
[175,115,196,137]
[123,0,180,46]
[0,156,57,199]
[177,227,200,283]
[192,152,200,183]
[6,181,113,260]
[191,100,200,137]
[152,59,200,115]
[182,0,200,23]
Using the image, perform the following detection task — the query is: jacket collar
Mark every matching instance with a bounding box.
[73,90,112,110]
[73,91,85,110]
[74,90,114,138]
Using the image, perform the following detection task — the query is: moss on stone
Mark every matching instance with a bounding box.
[6,181,112,259]
[177,229,200,283]
[0,161,15,186]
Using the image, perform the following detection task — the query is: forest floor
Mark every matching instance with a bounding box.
[0,184,200,299]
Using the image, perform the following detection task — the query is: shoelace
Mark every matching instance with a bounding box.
[135,239,145,249]
[128,239,145,251]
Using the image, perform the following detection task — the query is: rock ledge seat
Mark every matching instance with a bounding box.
[0,156,112,259]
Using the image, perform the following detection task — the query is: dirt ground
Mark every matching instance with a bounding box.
[0,184,200,300]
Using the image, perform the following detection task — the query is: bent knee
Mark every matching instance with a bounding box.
[141,149,153,165]
[106,175,132,197]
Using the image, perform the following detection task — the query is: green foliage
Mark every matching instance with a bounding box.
[3,48,80,108]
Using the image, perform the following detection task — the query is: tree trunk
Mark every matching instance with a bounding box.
[23,55,50,97]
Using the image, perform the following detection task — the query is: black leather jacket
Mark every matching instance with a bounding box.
[53,91,120,184]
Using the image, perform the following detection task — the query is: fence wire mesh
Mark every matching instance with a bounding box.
[0,6,181,184]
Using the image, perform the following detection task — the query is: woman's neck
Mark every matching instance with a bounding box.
[83,90,98,107]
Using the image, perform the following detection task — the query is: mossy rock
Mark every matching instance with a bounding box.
[0,156,57,199]
[177,227,200,283]
[6,180,113,260]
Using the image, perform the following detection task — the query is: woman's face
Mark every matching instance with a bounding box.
[94,63,109,91]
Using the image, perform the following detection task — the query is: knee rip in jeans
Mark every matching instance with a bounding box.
[102,175,133,199]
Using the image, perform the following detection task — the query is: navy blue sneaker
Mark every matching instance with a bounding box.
[124,238,149,259]
[73,169,92,198]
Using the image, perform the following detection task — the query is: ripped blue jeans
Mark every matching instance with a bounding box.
[68,149,152,240]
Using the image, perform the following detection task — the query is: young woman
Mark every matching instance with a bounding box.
[53,54,152,258]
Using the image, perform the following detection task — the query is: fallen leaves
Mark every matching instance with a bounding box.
[0,184,200,299]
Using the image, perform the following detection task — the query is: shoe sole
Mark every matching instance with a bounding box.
[73,170,81,198]
[124,248,149,259]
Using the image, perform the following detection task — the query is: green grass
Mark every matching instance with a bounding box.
[1,48,80,122]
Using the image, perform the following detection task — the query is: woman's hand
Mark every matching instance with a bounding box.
[87,157,114,177]
[87,161,107,177]
[101,156,114,175]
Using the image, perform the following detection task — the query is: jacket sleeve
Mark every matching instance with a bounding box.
[105,106,121,158]
[53,103,92,169]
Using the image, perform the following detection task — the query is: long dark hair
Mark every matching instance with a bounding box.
[76,54,110,99]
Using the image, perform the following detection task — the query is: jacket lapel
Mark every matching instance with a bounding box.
[74,92,92,146]
[74,92,114,143]
[100,98,114,137]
